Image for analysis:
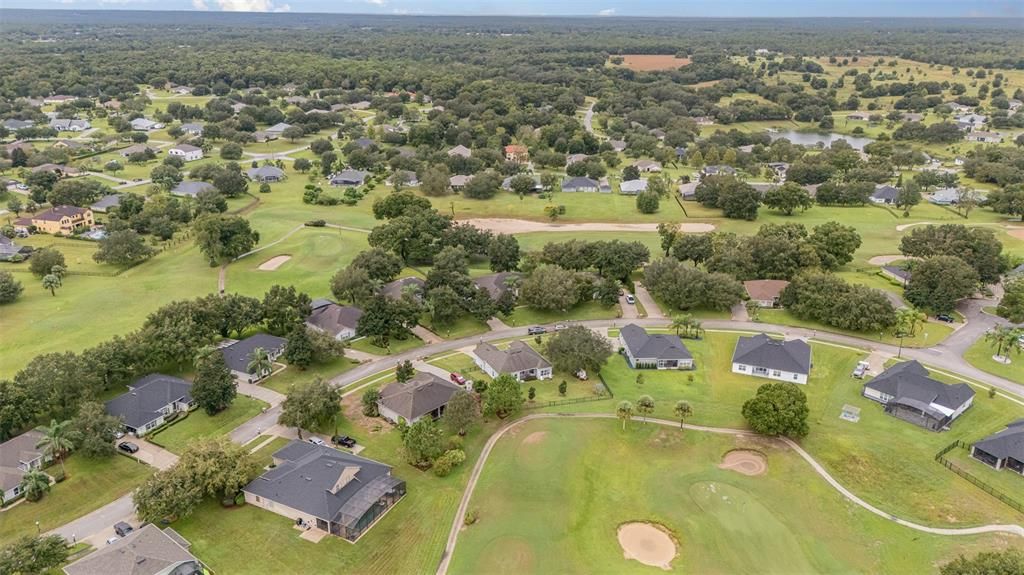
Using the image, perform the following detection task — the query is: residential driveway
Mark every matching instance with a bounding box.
[237,381,286,406]
[582,101,596,135]
[730,302,749,321]
[633,283,665,319]
[135,441,179,470]
[619,293,639,319]
[411,325,444,344]
[413,360,455,381]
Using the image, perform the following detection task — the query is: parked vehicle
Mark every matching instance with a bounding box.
[118,441,139,454]
[575,369,589,380]
[114,522,134,537]
[450,372,467,385]
[308,436,326,446]
[852,361,869,379]
[935,314,955,323]
[332,435,357,448]
[625,294,636,304]
[527,326,546,335]
[106,537,120,545]
[113,430,125,439]
[554,324,568,331]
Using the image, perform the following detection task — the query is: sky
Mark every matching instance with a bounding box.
[3,0,1022,17]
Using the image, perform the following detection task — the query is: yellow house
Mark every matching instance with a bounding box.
[15,205,94,235]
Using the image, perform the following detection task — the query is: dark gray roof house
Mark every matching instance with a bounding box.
[1,430,48,502]
[473,341,553,380]
[377,371,463,424]
[870,185,900,204]
[561,176,599,192]
[90,194,122,213]
[619,324,693,370]
[353,137,376,150]
[171,180,215,198]
[501,175,542,192]
[731,333,811,384]
[63,524,202,575]
[105,374,194,435]
[473,272,521,300]
[381,277,425,300]
[702,165,736,177]
[0,235,30,260]
[243,441,406,541]
[306,302,363,340]
[971,420,1024,475]
[220,334,287,380]
[863,361,975,431]
[246,165,286,182]
[3,119,34,130]
[329,169,369,187]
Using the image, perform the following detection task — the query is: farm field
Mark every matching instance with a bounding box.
[609,54,692,71]
[447,418,1024,575]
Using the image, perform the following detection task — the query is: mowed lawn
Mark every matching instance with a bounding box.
[0,454,153,546]
[550,331,1024,527]
[757,308,955,348]
[448,418,1023,575]
[151,396,267,454]
[963,337,1024,385]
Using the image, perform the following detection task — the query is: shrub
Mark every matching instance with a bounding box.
[433,449,467,477]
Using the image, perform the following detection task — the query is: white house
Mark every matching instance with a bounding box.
[731,333,811,385]
[619,324,694,370]
[130,118,165,131]
[105,374,195,436]
[472,341,552,381]
[220,334,287,383]
[0,430,49,503]
[168,144,203,162]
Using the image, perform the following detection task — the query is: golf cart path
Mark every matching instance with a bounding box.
[460,218,714,234]
[435,413,1024,575]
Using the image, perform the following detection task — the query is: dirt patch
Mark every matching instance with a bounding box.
[614,54,692,71]
[258,255,291,271]
[617,522,677,570]
[341,394,387,434]
[1007,230,1024,241]
[461,218,715,234]
[719,450,768,476]
[522,431,548,445]
[868,255,907,266]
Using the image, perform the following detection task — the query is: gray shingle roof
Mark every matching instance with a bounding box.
[620,324,692,361]
[63,524,199,575]
[863,361,975,418]
[732,333,811,375]
[170,180,214,197]
[244,441,402,529]
[220,334,286,373]
[378,371,463,421]
[872,185,899,201]
[561,176,599,192]
[105,374,192,429]
[620,178,648,194]
[306,303,363,337]
[380,277,424,300]
[246,165,286,180]
[329,169,369,186]
[474,341,551,374]
[473,272,521,300]
[0,430,45,493]
[973,419,1024,463]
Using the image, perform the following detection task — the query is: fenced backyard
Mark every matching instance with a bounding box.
[935,440,1024,515]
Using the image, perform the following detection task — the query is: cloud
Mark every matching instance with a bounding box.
[365,0,387,5]
[201,0,290,10]
[598,8,615,15]
[192,0,209,8]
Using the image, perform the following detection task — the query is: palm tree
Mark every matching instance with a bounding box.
[36,419,75,478]
[690,319,704,339]
[19,470,51,502]
[674,400,693,429]
[636,395,655,424]
[247,347,273,378]
[193,345,217,368]
[616,401,634,431]
[894,308,926,338]
[985,326,1024,364]
[41,274,60,296]
[670,314,692,338]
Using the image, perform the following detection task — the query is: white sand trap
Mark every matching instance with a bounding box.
[258,255,291,271]
[617,522,677,570]
[895,222,934,232]
[461,218,714,234]
[719,450,767,476]
[867,255,907,266]
[522,431,548,445]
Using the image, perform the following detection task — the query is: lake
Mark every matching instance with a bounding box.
[769,130,874,151]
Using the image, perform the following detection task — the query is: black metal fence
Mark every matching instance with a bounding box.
[522,373,615,410]
[935,440,1024,514]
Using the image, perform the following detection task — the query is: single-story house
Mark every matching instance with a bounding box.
[381,277,425,301]
[955,113,987,126]
[306,301,363,341]
[447,145,472,158]
[329,169,369,187]
[449,174,473,190]
[171,180,215,198]
[679,182,698,200]
[862,360,975,432]
[90,194,122,213]
[901,113,924,122]
[31,163,81,177]
[168,144,203,162]
[473,341,553,381]
[731,333,811,385]
[566,153,589,165]
[701,165,736,178]
[675,146,687,159]
[119,144,155,158]
[504,144,528,163]
[649,128,666,140]
[620,178,648,195]
[609,140,627,152]
[619,324,694,370]
[377,371,463,425]
[243,441,406,542]
[632,159,662,173]
[847,112,871,121]
[473,272,521,301]
[928,187,960,205]
[265,122,292,134]
[744,279,790,308]
[130,118,164,131]
[247,165,286,183]
[767,162,789,178]
[43,95,75,104]
[180,123,204,136]
[971,420,1024,476]
[0,235,30,261]
[49,118,91,132]
[870,185,900,204]
[882,265,911,285]
[599,177,612,193]
[692,116,715,126]
[105,374,195,437]
[63,524,202,575]
[2,119,34,131]
[352,137,376,150]
[15,205,94,235]
[561,176,599,193]
[252,130,277,142]
[389,170,419,187]
[220,334,287,383]
[501,175,542,192]
[965,131,1003,143]
[348,101,372,110]
[0,430,49,503]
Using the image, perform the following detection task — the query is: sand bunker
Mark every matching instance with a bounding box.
[719,450,767,476]
[462,218,714,234]
[617,522,677,570]
[258,255,291,271]
[1007,230,1024,241]
[867,255,907,266]
[522,431,548,445]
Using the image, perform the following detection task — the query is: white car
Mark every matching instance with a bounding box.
[106,536,120,545]
[308,437,326,446]
[625,294,636,304]
[554,323,568,331]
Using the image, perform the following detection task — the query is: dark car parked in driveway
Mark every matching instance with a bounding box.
[332,435,356,448]
[114,521,134,537]
[527,326,546,335]
[118,441,139,454]
[935,314,955,323]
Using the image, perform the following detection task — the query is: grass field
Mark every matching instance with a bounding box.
[348,335,425,356]
[963,337,1024,385]
[262,356,359,395]
[504,301,621,326]
[151,396,267,454]
[0,454,153,547]
[757,308,955,348]
[448,418,1023,575]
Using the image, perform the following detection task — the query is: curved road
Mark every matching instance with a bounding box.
[434,413,1024,575]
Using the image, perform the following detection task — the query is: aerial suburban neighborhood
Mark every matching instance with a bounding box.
[1,5,1024,575]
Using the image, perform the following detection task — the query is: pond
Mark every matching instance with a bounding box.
[769,129,874,151]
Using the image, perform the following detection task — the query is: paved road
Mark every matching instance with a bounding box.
[633,282,664,319]
[435,413,1024,575]
[582,100,595,135]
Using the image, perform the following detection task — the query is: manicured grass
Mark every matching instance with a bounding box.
[247,436,293,468]
[429,352,491,384]
[262,356,359,395]
[0,454,154,546]
[504,301,620,327]
[964,337,1024,385]
[426,187,685,223]
[757,308,955,348]
[943,446,1024,508]
[448,418,1023,575]
[152,396,268,454]
[425,314,491,340]
[348,335,425,356]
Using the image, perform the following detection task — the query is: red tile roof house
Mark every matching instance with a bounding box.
[504,144,529,163]
[743,280,790,308]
